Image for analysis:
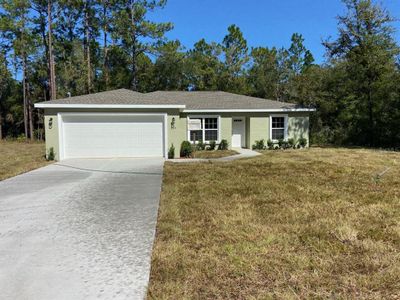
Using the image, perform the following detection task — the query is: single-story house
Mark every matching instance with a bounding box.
[34,89,315,160]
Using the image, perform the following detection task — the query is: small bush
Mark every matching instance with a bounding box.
[287,138,295,149]
[267,139,274,150]
[196,141,206,151]
[208,140,216,151]
[218,139,229,150]
[281,140,291,150]
[47,147,55,161]
[168,144,175,159]
[298,137,308,148]
[278,139,284,149]
[252,139,266,150]
[180,141,193,158]
[16,134,26,142]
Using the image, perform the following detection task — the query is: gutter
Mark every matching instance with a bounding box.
[34,104,186,110]
[182,108,317,113]
[34,104,316,113]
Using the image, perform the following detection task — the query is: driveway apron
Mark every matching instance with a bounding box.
[0,158,164,300]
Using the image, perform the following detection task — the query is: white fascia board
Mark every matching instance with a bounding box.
[183,108,316,113]
[34,103,186,109]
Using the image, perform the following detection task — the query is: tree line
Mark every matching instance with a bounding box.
[0,0,399,148]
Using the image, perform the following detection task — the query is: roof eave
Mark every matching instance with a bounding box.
[182,108,316,113]
[34,103,186,110]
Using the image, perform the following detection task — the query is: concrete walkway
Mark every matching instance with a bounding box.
[169,148,261,163]
[0,158,164,300]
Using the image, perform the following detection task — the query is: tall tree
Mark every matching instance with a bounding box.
[324,0,399,146]
[153,40,187,90]
[0,0,35,139]
[186,39,222,91]
[248,46,279,99]
[48,0,56,99]
[286,33,315,100]
[100,0,111,89]
[0,52,11,139]
[111,0,172,91]
[288,33,314,75]
[31,0,57,100]
[220,25,249,93]
[82,0,99,93]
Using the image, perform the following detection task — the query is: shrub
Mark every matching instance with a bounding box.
[208,140,216,151]
[168,144,175,159]
[298,137,308,148]
[16,134,26,142]
[288,138,295,149]
[267,139,274,150]
[47,147,55,161]
[218,139,229,150]
[278,139,284,149]
[281,140,291,150]
[180,141,193,158]
[196,141,206,151]
[252,139,266,150]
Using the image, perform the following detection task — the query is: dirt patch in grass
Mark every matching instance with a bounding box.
[148,148,400,299]
[0,140,49,181]
[193,150,238,159]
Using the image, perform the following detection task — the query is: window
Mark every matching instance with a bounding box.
[189,118,203,141]
[271,116,287,140]
[188,116,219,143]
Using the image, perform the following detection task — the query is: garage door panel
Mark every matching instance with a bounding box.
[62,114,165,159]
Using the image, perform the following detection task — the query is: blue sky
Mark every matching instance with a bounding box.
[149,0,400,63]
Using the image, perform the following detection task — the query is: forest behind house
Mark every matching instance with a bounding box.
[0,0,399,148]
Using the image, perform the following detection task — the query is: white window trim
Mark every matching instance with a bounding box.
[270,114,288,142]
[187,115,221,143]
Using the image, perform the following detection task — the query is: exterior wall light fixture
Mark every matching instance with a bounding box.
[171,117,176,129]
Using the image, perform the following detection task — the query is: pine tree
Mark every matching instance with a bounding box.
[111,0,173,91]
[324,0,399,146]
[220,25,249,93]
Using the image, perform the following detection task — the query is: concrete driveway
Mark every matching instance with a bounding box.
[0,158,164,300]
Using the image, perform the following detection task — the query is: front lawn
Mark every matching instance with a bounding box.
[0,140,49,181]
[193,150,238,159]
[148,148,400,299]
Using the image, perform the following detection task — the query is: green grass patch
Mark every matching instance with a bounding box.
[0,140,49,180]
[192,150,238,159]
[148,148,400,299]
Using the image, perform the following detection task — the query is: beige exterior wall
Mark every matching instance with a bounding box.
[44,113,60,160]
[220,116,232,149]
[42,109,310,160]
[247,116,270,148]
[287,113,310,145]
[167,114,186,158]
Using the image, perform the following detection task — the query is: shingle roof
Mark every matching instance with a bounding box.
[145,91,300,110]
[38,89,147,105]
[36,89,309,111]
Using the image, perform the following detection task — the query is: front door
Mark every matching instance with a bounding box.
[232,117,245,148]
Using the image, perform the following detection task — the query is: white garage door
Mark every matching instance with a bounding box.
[60,114,165,159]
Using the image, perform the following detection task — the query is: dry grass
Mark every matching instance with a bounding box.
[148,148,400,299]
[193,150,238,159]
[0,140,49,181]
